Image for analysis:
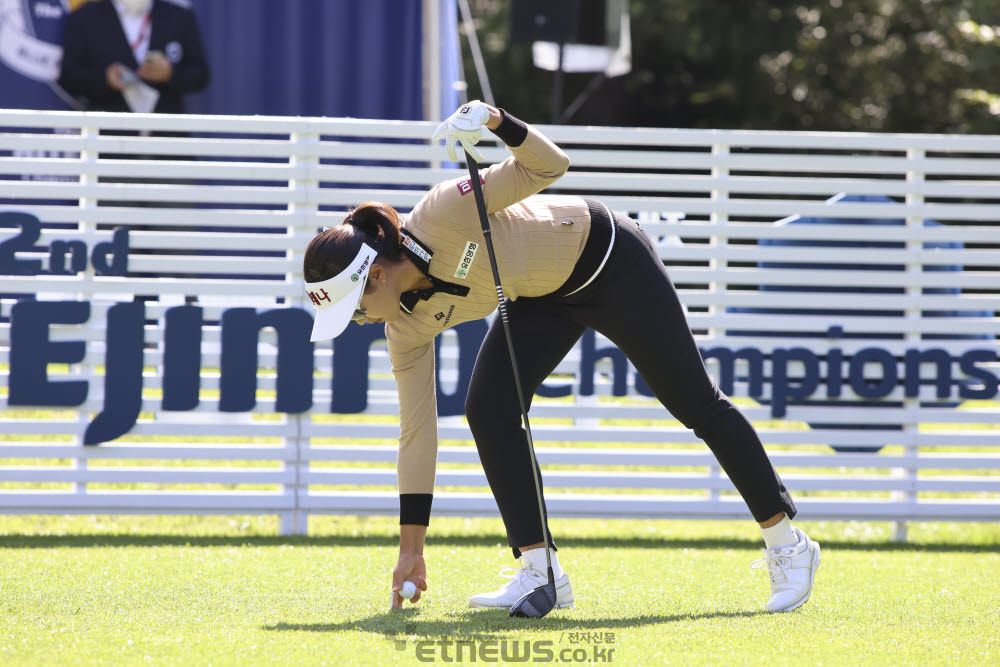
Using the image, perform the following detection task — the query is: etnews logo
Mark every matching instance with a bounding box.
[386,626,618,663]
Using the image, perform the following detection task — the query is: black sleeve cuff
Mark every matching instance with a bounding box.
[400,493,433,526]
[491,109,529,147]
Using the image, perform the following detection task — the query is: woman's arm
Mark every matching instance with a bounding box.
[389,339,438,606]
[419,104,571,226]
[483,105,503,131]
[393,341,438,523]
[479,108,571,214]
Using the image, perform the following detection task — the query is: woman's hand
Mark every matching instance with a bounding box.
[431,100,501,163]
[390,552,427,608]
[391,524,428,608]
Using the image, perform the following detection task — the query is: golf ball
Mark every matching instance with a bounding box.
[399,581,417,600]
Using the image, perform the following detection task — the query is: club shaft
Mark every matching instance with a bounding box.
[465,152,553,579]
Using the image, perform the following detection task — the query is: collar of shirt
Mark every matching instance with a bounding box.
[113,0,153,63]
[398,230,470,314]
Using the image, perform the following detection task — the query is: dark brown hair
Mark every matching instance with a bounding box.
[303,202,404,283]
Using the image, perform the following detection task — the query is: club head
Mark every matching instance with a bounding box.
[508,581,557,618]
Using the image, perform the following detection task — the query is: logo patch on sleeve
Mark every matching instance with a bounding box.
[454,241,479,278]
[456,175,485,196]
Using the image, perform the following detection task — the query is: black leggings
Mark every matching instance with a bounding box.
[464,211,797,557]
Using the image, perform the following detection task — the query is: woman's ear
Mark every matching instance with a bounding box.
[368,262,385,286]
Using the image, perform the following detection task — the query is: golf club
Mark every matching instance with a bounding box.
[464,149,557,619]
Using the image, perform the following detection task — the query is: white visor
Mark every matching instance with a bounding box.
[305,243,378,341]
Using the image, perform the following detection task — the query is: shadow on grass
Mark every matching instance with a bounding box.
[2,533,998,553]
[263,607,770,637]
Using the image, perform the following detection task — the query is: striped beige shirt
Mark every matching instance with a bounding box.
[390,122,595,497]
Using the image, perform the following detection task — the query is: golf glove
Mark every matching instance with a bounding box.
[432,100,491,163]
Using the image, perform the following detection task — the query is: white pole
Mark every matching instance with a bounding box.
[458,0,495,106]
[423,0,442,121]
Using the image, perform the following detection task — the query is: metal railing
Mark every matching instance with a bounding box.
[1,109,998,537]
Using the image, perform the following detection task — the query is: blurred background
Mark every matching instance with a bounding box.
[1,0,998,132]
[462,0,1000,132]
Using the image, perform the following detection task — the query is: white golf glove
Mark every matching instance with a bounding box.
[431,100,492,163]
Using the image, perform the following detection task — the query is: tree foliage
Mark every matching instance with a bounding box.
[460,0,1000,132]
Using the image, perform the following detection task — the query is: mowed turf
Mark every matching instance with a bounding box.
[1,516,998,666]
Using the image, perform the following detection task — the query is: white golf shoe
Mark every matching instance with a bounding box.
[468,559,574,609]
[751,527,821,612]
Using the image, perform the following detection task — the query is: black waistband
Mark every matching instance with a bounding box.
[553,198,614,298]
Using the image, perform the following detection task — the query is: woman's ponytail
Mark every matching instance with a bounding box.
[303,201,404,283]
[345,202,403,261]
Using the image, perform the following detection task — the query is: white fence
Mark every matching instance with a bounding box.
[1,109,998,537]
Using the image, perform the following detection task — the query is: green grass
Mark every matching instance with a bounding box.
[1,400,997,664]
[2,516,999,666]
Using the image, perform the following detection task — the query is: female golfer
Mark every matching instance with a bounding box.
[303,103,820,613]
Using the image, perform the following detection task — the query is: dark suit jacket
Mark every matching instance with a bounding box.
[58,0,210,113]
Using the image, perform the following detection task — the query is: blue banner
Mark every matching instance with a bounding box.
[187,0,422,118]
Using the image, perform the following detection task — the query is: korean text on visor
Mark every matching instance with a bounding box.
[305,243,378,341]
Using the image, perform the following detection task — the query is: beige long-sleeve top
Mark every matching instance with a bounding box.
[389,117,596,514]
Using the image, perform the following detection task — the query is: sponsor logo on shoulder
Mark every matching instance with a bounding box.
[454,241,479,279]
[456,175,485,196]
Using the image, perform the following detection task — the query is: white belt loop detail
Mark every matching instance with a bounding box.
[565,202,616,297]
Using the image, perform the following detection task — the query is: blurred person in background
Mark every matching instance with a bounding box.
[57,0,211,264]
[57,0,209,113]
